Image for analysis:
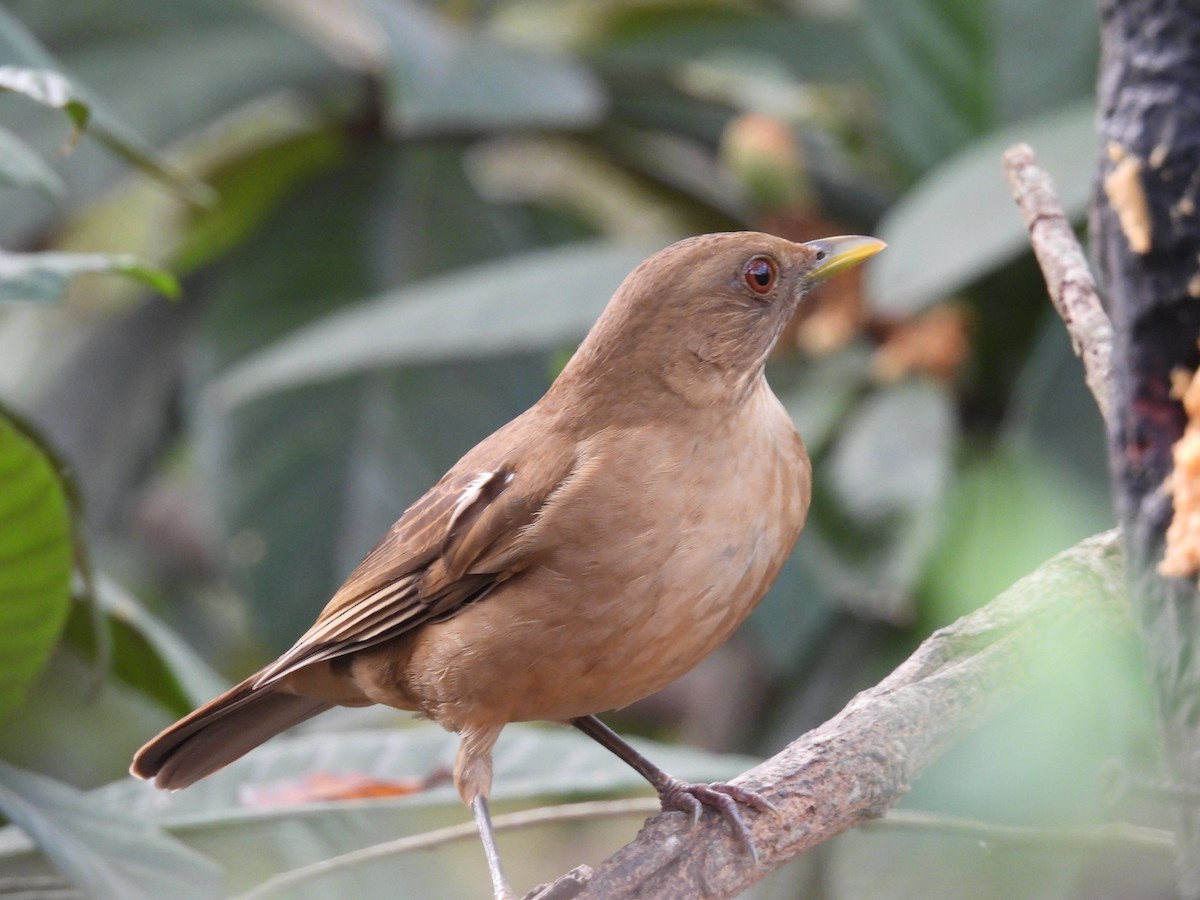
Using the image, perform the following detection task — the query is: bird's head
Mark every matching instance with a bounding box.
[556,232,885,416]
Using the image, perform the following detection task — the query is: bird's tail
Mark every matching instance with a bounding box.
[131,675,332,790]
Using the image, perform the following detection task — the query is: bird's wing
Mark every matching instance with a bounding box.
[253,440,577,687]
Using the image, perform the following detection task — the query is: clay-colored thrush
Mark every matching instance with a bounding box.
[132,231,884,898]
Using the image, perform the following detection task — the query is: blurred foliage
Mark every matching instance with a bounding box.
[0,408,73,726]
[0,0,1166,898]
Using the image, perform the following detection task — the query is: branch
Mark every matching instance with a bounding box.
[520,531,1128,899]
[1002,142,1115,424]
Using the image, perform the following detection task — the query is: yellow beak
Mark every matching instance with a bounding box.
[801,235,887,281]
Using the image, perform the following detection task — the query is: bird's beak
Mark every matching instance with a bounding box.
[801,235,887,281]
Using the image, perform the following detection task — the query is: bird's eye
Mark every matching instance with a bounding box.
[743,256,777,295]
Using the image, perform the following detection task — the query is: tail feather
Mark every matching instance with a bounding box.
[132,678,332,789]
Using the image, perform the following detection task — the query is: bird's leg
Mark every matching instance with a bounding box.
[471,795,516,900]
[457,725,516,899]
[571,715,775,861]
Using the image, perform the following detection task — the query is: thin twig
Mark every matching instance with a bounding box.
[1003,142,1115,424]
[863,809,1174,855]
[0,875,82,899]
[234,798,660,900]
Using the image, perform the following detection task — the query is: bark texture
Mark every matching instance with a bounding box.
[1004,143,1114,421]
[1092,2,1200,895]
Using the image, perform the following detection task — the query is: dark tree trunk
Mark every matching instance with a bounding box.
[1092,1,1200,895]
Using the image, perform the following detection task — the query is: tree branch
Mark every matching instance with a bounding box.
[1002,142,1115,424]
[522,531,1128,899]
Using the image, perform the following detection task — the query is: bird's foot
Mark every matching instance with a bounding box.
[657,778,776,862]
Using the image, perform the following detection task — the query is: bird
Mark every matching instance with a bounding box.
[131,231,884,898]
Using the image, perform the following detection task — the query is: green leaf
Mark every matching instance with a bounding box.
[369,0,605,135]
[0,65,90,136]
[861,0,1097,175]
[592,9,860,83]
[1003,316,1109,481]
[0,8,212,203]
[64,576,227,714]
[771,345,873,456]
[0,412,73,725]
[861,0,986,173]
[0,760,222,900]
[988,0,1098,125]
[829,380,954,522]
[749,551,838,675]
[0,250,179,304]
[199,144,549,369]
[0,122,63,195]
[174,127,344,275]
[923,445,1115,625]
[803,380,955,622]
[866,101,1094,316]
[213,240,656,409]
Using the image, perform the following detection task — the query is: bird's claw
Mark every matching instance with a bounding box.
[657,778,776,862]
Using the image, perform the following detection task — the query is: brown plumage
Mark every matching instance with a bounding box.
[132,231,884,898]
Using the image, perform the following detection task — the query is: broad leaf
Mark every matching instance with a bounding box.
[62,16,340,205]
[213,241,658,410]
[0,760,222,900]
[861,0,987,173]
[174,126,344,275]
[829,380,954,522]
[866,101,1094,316]
[0,65,89,135]
[64,576,227,714]
[1003,317,1109,482]
[0,9,210,202]
[591,8,859,82]
[369,0,604,135]
[0,411,72,724]
[748,550,839,675]
[772,346,874,456]
[862,0,1097,174]
[0,122,62,195]
[803,380,955,622]
[0,250,178,303]
[987,0,1099,125]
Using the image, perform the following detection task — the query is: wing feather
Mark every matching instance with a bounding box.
[255,440,577,688]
